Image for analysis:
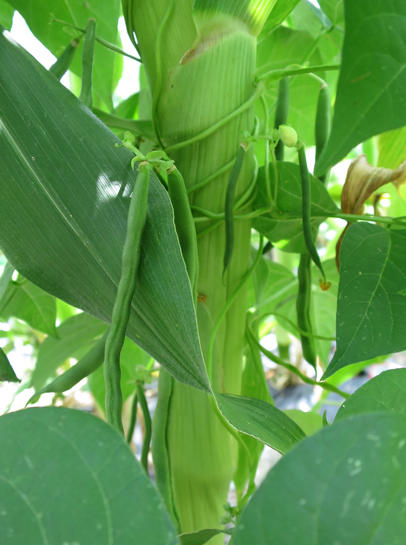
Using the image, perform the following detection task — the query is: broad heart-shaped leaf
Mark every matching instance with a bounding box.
[0,407,179,545]
[215,393,305,454]
[378,127,406,169]
[0,278,57,337]
[0,32,209,392]
[316,0,406,174]
[336,369,406,421]
[6,0,121,107]
[323,223,406,379]
[0,347,19,382]
[253,162,338,252]
[231,413,406,545]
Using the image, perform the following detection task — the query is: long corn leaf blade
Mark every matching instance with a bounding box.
[0,32,209,392]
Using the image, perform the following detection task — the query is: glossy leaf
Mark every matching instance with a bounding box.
[0,407,179,545]
[324,223,406,379]
[318,0,344,24]
[179,529,225,545]
[0,347,19,382]
[253,162,338,252]
[378,127,406,169]
[7,0,121,106]
[0,32,209,392]
[336,368,406,421]
[0,1,13,30]
[257,27,325,146]
[231,413,406,545]
[216,393,305,454]
[31,312,106,391]
[0,279,57,336]
[316,0,406,173]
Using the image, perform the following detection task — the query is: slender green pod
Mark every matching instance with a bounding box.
[28,333,107,404]
[49,37,80,80]
[79,19,96,108]
[315,83,331,184]
[223,144,246,276]
[274,77,290,161]
[296,253,317,369]
[297,143,325,281]
[151,369,180,528]
[167,168,199,294]
[104,167,150,434]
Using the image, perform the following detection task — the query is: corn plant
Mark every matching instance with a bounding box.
[1,0,406,544]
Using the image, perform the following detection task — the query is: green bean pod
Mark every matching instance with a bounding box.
[315,83,331,184]
[79,19,96,108]
[167,168,199,294]
[296,253,317,369]
[151,368,180,528]
[104,167,150,434]
[28,333,107,404]
[223,144,245,276]
[49,37,80,80]
[274,77,290,161]
[297,143,325,281]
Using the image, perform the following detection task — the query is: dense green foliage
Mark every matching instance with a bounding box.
[0,0,405,543]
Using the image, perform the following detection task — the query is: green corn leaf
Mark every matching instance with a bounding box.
[0,407,179,545]
[0,347,19,382]
[6,0,121,107]
[193,0,277,35]
[323,223,406,379]
[231,413,406,545]
[0,32,209,392]
[378,127,406,169]
[336,368,406,421]
[316,0,406,174]
[216,393,305,454]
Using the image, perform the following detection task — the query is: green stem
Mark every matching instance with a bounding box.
[257,63,340,82]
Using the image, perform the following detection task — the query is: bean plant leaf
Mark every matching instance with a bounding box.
[0,347,19,382]
[179,529,225,545]
[0,279,57,337]
[257,27,325,146]
[0,261,13,302]
[31,313,106,391]
[216,393,305,454]
[0,0,13,30]
[316,0,406,174]
[0,407,179,545]
[323,223,406,379]
[253,162,338,252]
[6,0,121,106]
[318,0,344,24]
[0,32,209,392]
[231,413,406,545]
[336,368,406,421]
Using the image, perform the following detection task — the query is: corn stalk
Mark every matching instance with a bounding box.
[124,0,275,536]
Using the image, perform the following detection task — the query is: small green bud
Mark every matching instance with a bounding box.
[279,124,298,148]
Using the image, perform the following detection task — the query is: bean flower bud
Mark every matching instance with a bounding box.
[279,124,298,148]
